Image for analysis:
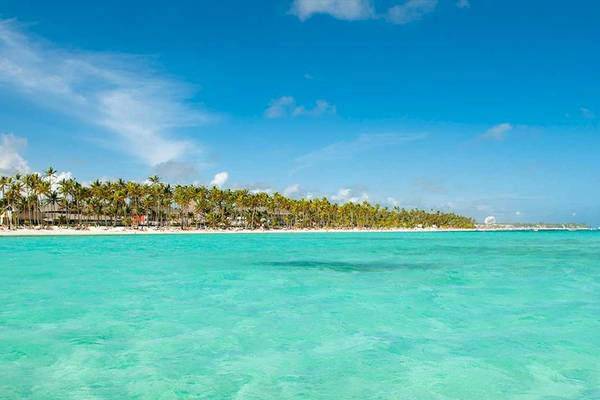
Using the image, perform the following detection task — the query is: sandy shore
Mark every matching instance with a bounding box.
[0,226,479,236]
[0,226,592,236]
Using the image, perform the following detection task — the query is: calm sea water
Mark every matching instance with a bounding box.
[1,232,599,399]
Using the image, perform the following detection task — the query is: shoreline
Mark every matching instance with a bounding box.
[0,226,593,237]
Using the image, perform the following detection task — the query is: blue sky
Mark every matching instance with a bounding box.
[1,0,599,225]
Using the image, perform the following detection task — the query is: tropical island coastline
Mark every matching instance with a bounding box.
[1,170,591,236]
[1,225,593,237]
[1,169,476,233]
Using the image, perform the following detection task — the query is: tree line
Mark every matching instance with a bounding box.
[0,168,475,230]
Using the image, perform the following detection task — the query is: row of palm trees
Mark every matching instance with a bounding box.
[0,168,475,230]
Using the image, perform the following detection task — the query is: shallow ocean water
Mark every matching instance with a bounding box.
[1,231,599,399]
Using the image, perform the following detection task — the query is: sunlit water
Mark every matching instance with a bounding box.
[1,231,599,399]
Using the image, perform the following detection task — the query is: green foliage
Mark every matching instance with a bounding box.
[0,170,476,230]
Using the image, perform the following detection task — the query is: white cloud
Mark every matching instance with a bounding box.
[39,171,74,191]
[387,0,438,25]
[293,99,336,117]
[283,183,301,197]
[515,211,522,216]
[290,0,374,21]
[264,96,295,119]
[293,132,426,172]
[456,0,470,8]
[387,197,401,207]
[54,171,73,182]
[581,107,595,119]
[0,20,215,166]
[210,171,229,187]
[291,0,440,25]
[0,133,29,175]
[480,123,513,141]
[265,96,336,119]
[331,187,369,203]
[43,171,73,191]
[250,187,273,194]
[332,188,352,201]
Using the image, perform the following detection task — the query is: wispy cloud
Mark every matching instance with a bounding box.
[290,0,374,21]
[0,19,215,166]
[264,96,295,118]
[249,186,273,194]
[581,107,595,120]
[210,171,229,187]
[331,187,369,203]
[387,0,438,25]
[456,0,470,9]
[293,100,336,117]
[265,96,336,119]
[291,0,438,25]
[480,123,513,141]
[0,133,29,175]
[283,183,301,197]
[281,183,319,199]
[387,197,401,207]
[293,132,426,172]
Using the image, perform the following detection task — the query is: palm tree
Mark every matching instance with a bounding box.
[22,174,35,226]
[5,179,23,228]
[58,178,74,227]
[0,175,9,201]
[36,179,51,227]
[147,175,161,227]
[174,185,195,229]
[0,176,10,226]
[0,171,477,230]
[43,167,57,225]
[194,186,210,228]
[45,190,60,226]
[159,184,173,228]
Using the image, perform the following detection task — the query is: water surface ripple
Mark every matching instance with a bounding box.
[1,232,599,399]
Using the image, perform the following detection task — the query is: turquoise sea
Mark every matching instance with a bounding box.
[1,231,599,399]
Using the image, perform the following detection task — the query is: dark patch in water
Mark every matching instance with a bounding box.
[68,334,111,345]
[263,260,438,272]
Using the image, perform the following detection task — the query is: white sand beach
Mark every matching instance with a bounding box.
[0,226,467,236]
[1,226,592,236]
